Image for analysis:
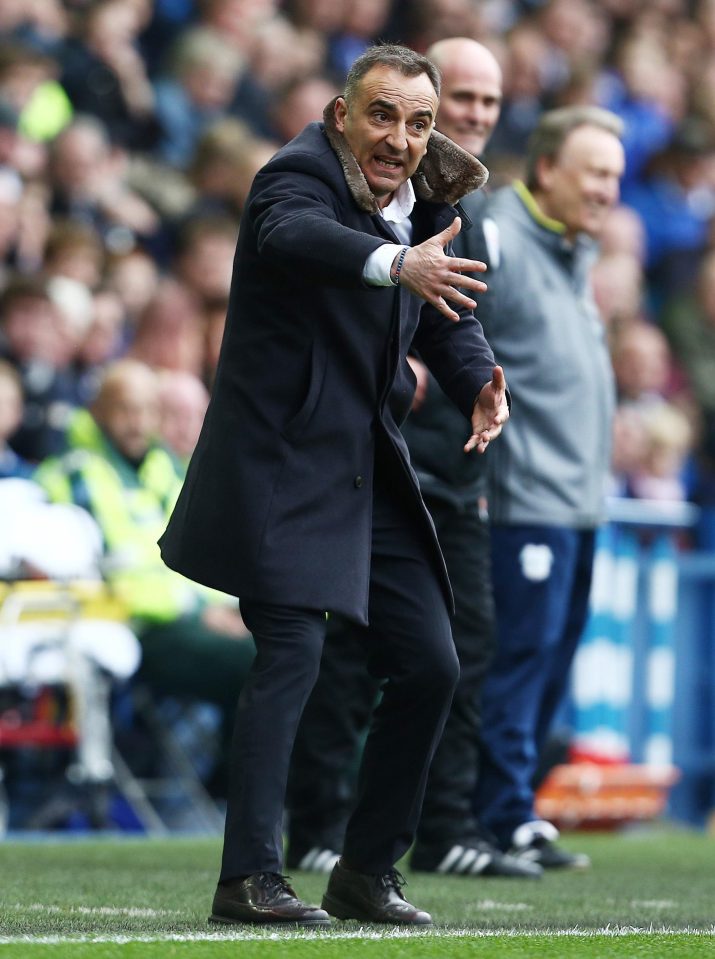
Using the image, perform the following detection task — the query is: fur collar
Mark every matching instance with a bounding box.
[322,98,489,214]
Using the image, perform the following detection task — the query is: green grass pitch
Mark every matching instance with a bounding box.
[0,828,713,957]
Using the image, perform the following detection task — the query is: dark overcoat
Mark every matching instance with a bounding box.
[159,105,496,625]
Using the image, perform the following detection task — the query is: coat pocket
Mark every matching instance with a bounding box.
[281,338,328,443]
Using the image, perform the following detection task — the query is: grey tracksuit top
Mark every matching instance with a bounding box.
[473,182,615,529]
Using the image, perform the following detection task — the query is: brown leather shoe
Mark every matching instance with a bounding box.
[322,860,432,925]
[210,872,331,925]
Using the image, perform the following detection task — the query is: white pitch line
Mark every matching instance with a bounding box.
[629,900,677,909]
[6,900,531,917]
[476,900,531,911]
[0,927,713,944]
[6,903,183,918]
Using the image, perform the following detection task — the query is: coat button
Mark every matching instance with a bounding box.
[354,475,363,489]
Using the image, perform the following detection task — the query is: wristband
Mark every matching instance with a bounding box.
[391,246,409,286]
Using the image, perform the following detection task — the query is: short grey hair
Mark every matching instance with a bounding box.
[525,106,624,190]
[344,43,441,105]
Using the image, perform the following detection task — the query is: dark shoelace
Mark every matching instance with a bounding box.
[378,868,408,893]
[255,872,297,896]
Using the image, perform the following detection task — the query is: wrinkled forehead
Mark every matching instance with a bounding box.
[558,124,625,172]
[353,66,439,117]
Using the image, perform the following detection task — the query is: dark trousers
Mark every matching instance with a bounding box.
[286,495,496,857]
[219,471,459,879]
[473,525,595,848]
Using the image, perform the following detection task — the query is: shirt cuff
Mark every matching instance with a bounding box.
[363,243,406,287]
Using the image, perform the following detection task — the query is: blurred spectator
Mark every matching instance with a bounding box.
[629,401,694,502]
[487,23,551,157]
[171,213,238,308]
[153,27,244,169]
[187,118,277,216]
[591,251,645,331]
[138,0,199,79]
[611,319,674,409]
[128,278,205,375]
[157,368,209,468]
[232,14,325,138]
[105,246,160,333]
[0,40,72,144]
[0,273,79,460]
[48,115,160,250]
[46,273,94,370]
[537,0,611,95]
[12,178,52,274]
[0,0,68,53]
[662,249,715,434]
[600,34,681,185]
[0,92,46,179]
[58,0,158,151]
[35,358,255,798]
[621,117,715,302]
[609,403,649,497]
[72,288,126,404]
[0,358,33,478]
[402,0,483,51]
[197,0,279,54]
[43,219,105,289]
[328,0,393,80]
[270,74,339,144]
[282,0,344,35]
[598,203,646,262]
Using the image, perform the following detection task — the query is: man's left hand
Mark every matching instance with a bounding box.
[465,365,508,454]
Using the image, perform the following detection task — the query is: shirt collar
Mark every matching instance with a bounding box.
[513,180,566,235]
[380,178,416,225]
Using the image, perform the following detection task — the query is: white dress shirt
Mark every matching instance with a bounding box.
[362,179,415,287]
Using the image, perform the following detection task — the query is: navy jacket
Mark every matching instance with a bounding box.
[159,113,495,624]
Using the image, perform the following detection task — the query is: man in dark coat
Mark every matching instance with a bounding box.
[159,43,508,926]
[285,36,541,882]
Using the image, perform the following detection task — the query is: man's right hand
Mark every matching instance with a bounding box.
[395,216,487,322]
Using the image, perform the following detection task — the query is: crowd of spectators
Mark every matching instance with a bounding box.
[1,0,714,523]
[0,0,713,823]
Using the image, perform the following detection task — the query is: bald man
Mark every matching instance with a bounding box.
[157,370,211,467]
[36,360,255,800]
[286,39,541,881]
[426,37,502,160]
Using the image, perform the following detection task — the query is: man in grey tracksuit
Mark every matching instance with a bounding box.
[471,106,625,868]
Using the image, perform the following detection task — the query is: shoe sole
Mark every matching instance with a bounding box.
[520,856,592,872]
[321,894,432,925]
[541,860,591,871]
[209,913,331,926]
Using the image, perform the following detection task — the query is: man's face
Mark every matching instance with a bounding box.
[435,57,502,156]
[2,295,57,363]
[334,65,438,208]
[96,378,159,461]
[537,125,625,239]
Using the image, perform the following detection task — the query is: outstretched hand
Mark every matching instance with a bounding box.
[465,365,508,454]
[396,217,487,322]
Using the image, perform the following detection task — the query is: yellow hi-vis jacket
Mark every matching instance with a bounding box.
[35,414,200,626]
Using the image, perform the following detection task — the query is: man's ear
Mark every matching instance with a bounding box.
[334,97,348,133]
[535,155,554,192]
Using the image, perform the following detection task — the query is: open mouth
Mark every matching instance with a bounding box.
[375,157,403,171]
